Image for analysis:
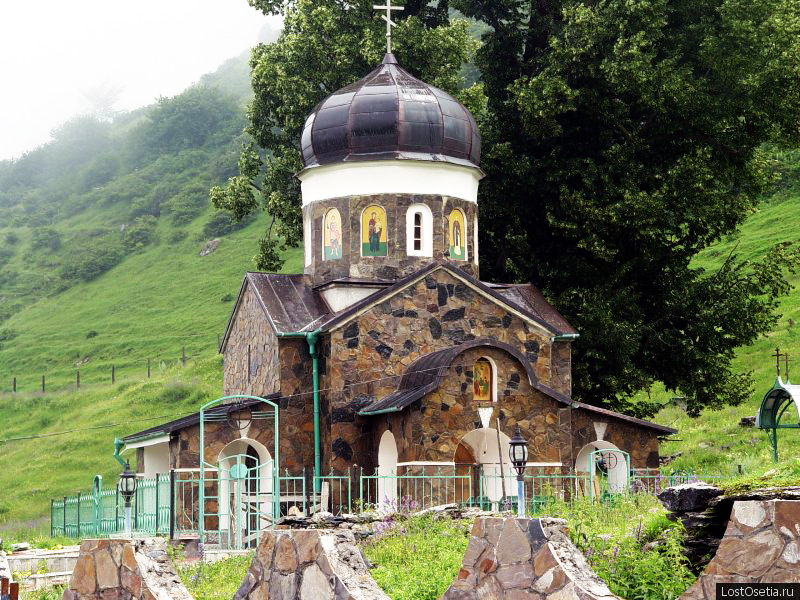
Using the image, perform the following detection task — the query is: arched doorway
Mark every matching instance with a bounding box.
[575,440,629,495]
[377,430,398,508]
[217,438,273,548]
[457,428,515,507]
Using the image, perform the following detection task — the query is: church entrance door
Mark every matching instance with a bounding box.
[454,441,478,504]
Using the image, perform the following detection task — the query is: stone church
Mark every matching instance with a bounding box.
[123,53,675,509]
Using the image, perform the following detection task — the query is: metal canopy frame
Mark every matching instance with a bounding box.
[198,394,279,548]
[757,377,800,462]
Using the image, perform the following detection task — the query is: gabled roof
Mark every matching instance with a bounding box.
[220,273,331,352]
[315,261,577,336]
[357,338,676,433]
[122,396,274,444]
[359,338,566,415]
[219,262,577,352]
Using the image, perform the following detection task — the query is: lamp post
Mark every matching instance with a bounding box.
[508,425,528,518]
[118,460,137,537]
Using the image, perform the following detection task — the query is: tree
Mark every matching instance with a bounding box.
[450,0,800,416]
[220,0,800,417]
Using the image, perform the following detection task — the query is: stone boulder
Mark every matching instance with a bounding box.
[442,517,618,600]
[681,500,800,598]
[233,529,388,600]
[657,482,723,513]
[62,538,192,600]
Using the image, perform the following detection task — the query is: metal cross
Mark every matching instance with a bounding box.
[773,346,783,377]
[373,0,404,54]
[785,352,791,382]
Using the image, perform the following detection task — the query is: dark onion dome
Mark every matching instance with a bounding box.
[301,54,480,169]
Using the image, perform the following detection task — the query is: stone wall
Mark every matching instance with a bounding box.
[62,538,192,600]
[370,346,570,468]
[443,517,618,600]
[223,284,281,398]
[322,268,570,472]
[681,499,800,597]
[233,528,388,600]
[304,193,478,285]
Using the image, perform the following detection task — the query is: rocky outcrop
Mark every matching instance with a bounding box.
[443,517,618,600]
[658,482,800,573]
[233,529,388,600]
[62,538,193,600]
[681,500,800,598]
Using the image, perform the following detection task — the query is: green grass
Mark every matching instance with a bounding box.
[178,553,253,600]
[362,515,471,600]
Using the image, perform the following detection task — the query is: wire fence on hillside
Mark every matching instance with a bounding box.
[0,337,220,395]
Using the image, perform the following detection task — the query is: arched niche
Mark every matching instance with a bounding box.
[405,203,433,257]
[378,430,398,507]
[575,440,628,494]
[473,356,498,404]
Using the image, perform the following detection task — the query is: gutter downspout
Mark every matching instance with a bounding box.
[277,329,322,492]
[113,438,126,467]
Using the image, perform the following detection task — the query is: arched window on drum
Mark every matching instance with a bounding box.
[405,203,432,257]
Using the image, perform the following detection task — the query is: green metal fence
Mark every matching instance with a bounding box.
[51,466,730,540]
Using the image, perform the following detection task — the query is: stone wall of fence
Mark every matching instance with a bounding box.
[62,537,192,600]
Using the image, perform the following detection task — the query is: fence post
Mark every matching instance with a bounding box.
[155,473,160,534]
[12,377,15,393]
[77,491,81,537]
[182,347,186,367]
[63,496,67,535]
[77,370,80,390]
[41,375,45,393]
[112,365,115,384]
[169,469,175,541]
[9,581,19,600]
[147,358,151,379]
[1,577,8,598]
[115,487,120,533]
[50,499,55,537]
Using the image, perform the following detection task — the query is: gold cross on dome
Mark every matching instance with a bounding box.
[373,0,404,54]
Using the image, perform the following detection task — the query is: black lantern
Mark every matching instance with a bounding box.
[508,425,529,480]
[118,460,137,506]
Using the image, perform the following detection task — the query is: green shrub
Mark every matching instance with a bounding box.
[30,227,61,251]
[169,230,188,244]
[201,210,255,238]
[122,216,158,251]
[60,239,124,282]
[4,231,18,245]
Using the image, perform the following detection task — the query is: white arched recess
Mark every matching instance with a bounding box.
[217,438,273,534]
[460,428,515,504]
[575,440,628,493]
[405,204,433,257]
[378,430,399,507]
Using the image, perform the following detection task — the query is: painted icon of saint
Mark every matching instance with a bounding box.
[362,205,387,256]
[323,209,343,260]
[473,359,492,402]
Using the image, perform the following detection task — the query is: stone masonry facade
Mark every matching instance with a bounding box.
[321,269,572,472]
[223,285,280,398]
